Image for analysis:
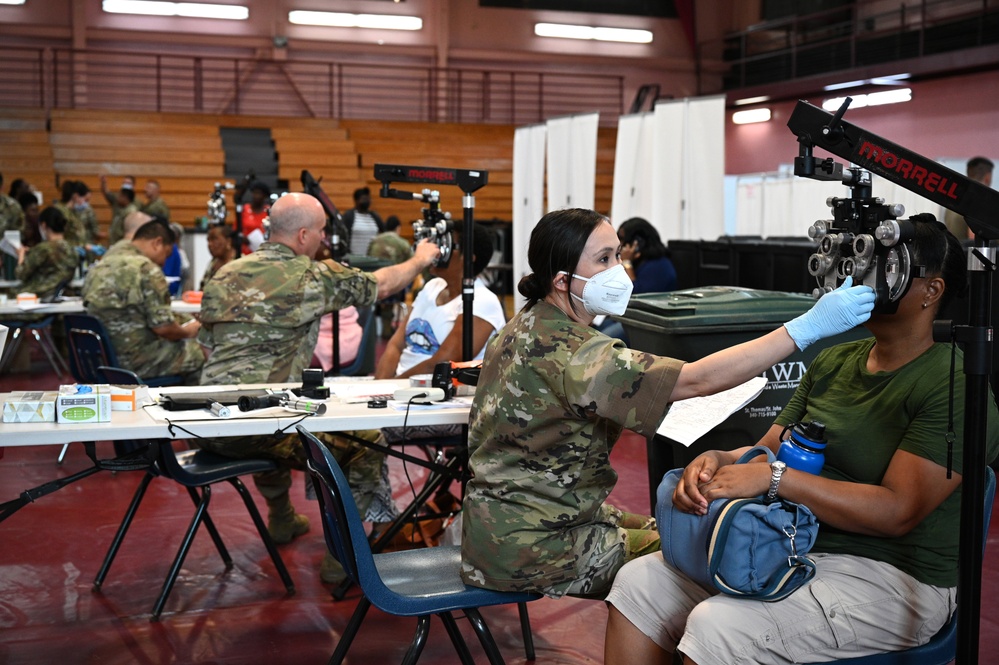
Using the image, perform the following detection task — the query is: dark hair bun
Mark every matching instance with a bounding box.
[518,273,546,301]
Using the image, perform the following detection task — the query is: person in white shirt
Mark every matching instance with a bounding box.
[375,223,504,378]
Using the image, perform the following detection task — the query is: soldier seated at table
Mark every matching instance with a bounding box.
[82,219,204,384]
[14,206,79,302]
[195,192,439,579]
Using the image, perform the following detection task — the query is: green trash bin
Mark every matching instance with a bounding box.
[617,286,870,512]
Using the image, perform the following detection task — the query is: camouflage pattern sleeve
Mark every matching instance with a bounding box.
[0,195,24,235]
[198,243,379,385]
[459,301,684,595]
[15,240,78,299]
[141,198,170,221]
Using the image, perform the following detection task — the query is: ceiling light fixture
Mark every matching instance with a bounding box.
[0,0,28,5]
[824,73,911,91]
[732,108,772,125]
[733,95,770,106]
[534,22,652,44]
[289,10,422,30]
[822,88,912,111]
[102,0,248,19]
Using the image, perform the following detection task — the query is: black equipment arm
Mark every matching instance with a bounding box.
[788,98,997,665]
[787,100,999,239]
[374,163,490,362]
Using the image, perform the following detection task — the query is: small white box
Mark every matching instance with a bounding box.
[56,384,112,423]
[109,384,152,411]
[3,391,58,423]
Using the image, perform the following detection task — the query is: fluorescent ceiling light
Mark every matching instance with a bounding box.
[102,0,248,19]
[534,22,652,44]
[0,0,28,5]
[289,11,422,30]
[732,108,772,124]
[822,88,911,111]
[824,73,911,91]
[733,95,770,106]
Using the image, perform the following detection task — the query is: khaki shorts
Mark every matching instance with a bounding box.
[606,551,956,665]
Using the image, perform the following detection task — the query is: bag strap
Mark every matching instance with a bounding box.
[735,445,776,465]
[707,497,817,601]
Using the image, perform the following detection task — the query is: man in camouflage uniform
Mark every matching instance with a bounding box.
[82,219,204,383]
[0,172,24,235]
[107,187,140,246]
[367,215,414,340]
[103,210,153,259]
[0,172,24,279]
[140,179,171,221]
[52,180,89,249]
[197,192,439,577]
[15,206,78,300]
[72,181,100,247]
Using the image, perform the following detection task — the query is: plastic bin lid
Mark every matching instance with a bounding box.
[622,286,817,328]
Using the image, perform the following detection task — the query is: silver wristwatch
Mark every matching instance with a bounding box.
[766,461,787,503]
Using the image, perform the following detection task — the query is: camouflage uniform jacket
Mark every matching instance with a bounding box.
[367,232,413,265]
[141,197,171,221]
[82,242,202,379]
[15,239,78,299]
[108,202,140,246]
[460,301,684,596]
[77,205,99,245]
[198,241,378,385]
[0,194,24,235]
[53,202,87,248]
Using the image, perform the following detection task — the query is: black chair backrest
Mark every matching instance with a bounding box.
[64,314,118,384]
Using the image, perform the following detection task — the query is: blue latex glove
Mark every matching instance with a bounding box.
[784,276,876,351]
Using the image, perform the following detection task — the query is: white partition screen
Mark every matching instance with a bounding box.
[611,113,655,225]
[512,123,547,313]
[546,112,598,212]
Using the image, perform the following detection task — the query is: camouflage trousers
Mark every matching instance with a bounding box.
[195,428,394,522]
[557,503,660,599]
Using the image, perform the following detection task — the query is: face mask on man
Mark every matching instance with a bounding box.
[559,263,634,316]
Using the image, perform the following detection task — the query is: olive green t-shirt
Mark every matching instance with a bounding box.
[775,338,999,588]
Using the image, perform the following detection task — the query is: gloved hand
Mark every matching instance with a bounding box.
[784,276,876,351]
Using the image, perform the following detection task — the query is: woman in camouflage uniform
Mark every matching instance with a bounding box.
[460,208,875,598]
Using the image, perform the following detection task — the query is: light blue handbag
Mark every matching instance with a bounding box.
[656,446,819,601]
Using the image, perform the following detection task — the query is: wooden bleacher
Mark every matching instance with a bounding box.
[0,108,55,202]
[0,108,617,243]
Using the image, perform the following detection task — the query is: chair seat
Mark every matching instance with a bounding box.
[144,375,185,387]
[370,545,540,617]
[173,449,279,484]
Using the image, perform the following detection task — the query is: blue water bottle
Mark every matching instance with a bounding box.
[777,420,827,475]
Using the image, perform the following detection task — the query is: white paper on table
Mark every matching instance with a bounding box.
[1,230,21,258]
[656,376,768,447]
[387,396,474,411]
[326,379,410,403]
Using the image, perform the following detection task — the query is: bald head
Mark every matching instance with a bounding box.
[122,210,154,240]
[268,193,324,237]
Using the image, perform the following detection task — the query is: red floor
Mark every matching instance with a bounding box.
[2,354,998,663]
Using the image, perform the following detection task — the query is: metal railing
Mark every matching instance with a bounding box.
[706,0,999,91]
[0,46,624,126]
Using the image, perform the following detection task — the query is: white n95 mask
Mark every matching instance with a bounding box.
[561,263,634,316]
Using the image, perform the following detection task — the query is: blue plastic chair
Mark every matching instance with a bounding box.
[58,314,183,464]
[297,425,541,665]
[829,466,996,664]
[63,313,184,387]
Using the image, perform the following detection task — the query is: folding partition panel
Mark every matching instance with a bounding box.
[611,112,656,225]
[628,95,725,243]
[546,112,598,212]
[512,123,547,313]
